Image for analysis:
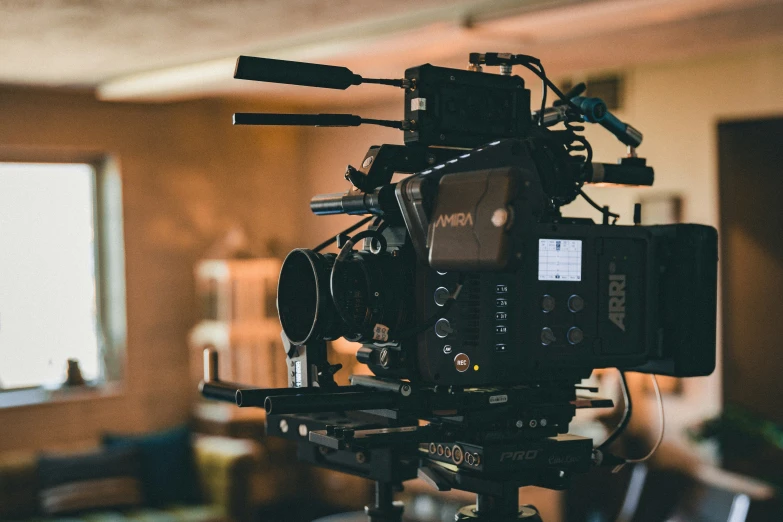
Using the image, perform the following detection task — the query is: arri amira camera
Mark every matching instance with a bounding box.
[201,52,718,522]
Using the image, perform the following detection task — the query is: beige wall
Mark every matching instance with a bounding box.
[0,88,306,452]
[296,43,783,458]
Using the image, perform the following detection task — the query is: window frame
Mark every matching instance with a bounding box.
[0,148,127,408]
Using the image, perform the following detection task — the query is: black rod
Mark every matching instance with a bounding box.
[588,163,654,187]
[234,56,362,90]
[233,113,363,127]
[236,386,349,407]
[264,391,397,415]
[199,381,243,404]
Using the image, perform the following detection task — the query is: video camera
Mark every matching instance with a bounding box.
[201,52,718,522]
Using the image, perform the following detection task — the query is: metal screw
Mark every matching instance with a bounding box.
[279,419,289,434]
[529,419,538,428]
[298,424,308,437]
[491,208,509,228]
[439,134,446,140]
[450,75,456,81]
[379,348,390,368]
[362,156,374,169]
[516,420,524,428]
[541,419,547,427]
[374,291,380,297]
[356,452,367,464]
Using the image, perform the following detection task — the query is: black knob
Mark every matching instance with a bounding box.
[541,327,556,346]
[541,295,555,313]
[435,318,454,338]
[434,287,450,307]
[568,295,585,313]
[567,327,584,345]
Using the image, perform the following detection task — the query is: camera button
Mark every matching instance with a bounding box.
[435,318,453,338]
[454,353,470,372]
[567,327,584,345]
[541,294,555,313]
[541,327,556,346]
[568,295,585,313]
[434,287,450,307]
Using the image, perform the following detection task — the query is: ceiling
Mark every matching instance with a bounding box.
[1,0,782,104]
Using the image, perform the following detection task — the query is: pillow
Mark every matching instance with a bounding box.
[0,452,40,519]
[38,446,143,516]
[103,425,202,507]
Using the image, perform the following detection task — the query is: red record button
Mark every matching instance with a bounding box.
[454,353,470,372]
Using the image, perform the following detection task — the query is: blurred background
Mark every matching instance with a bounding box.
[0,1,782,521]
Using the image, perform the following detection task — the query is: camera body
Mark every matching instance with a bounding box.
[335,139,718,387]
[411,221,717,387]
[278,135,717,388]
[259,54,717,389]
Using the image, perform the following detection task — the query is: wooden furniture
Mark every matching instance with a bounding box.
[190,258,285,430]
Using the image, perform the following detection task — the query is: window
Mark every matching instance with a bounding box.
[0,160,125,397]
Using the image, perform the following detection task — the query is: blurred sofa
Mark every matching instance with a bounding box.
[0,435,259,522]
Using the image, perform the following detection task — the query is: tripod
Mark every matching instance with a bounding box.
[315,480,543,522]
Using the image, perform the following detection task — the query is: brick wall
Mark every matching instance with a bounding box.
[0,87,306,452]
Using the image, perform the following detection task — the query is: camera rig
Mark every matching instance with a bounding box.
[202,347,618,522]
[200,52,717,521]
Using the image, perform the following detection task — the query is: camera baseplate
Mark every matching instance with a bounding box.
[201,348,613,522]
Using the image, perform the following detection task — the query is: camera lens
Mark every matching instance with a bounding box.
[330,251,413,342]
[277,249,345,345]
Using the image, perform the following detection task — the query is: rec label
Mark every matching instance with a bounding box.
[454,353,470,372]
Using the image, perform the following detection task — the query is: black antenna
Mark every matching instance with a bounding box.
[234,56,409,90]
[233,113,411,130]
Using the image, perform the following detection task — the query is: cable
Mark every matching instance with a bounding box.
[538,61,547,126]
[596,371,632,451]
[334,229,388,262]
[513,59,573,107]
[598,374,666,473]
[625,375,665,464]
[313,216,374,253]
[578,188,620,224]
[516,59,547,126]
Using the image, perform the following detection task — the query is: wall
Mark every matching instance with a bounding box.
[0,87,306,452]
[297,43,783,458]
